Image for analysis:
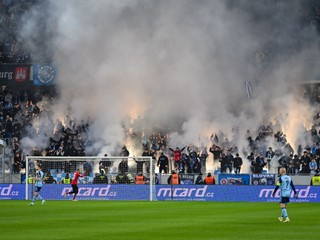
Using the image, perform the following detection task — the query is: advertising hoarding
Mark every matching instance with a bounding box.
[1,184,319,202]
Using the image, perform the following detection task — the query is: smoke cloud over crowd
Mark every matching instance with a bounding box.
[19,0,320,157]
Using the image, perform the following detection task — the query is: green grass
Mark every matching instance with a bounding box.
[0,201,319,240]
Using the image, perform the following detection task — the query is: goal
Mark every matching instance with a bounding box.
[25,156,155,201]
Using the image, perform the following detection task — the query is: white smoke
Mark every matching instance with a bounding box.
[18,0,320,159]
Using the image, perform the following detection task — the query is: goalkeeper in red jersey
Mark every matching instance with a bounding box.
[64,169,85,201]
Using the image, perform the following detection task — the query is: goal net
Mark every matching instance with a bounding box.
[25,156,155,201]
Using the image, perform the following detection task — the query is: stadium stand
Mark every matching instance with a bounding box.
[1,0,320,184]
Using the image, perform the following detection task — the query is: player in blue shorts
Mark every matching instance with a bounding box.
[29,163,46,206]
[272,167,297,223]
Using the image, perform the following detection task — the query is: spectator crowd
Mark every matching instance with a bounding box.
[3,81,320,181]
[2,0,320,185]
[0,0,52,64]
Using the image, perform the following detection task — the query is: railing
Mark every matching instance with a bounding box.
[0,138,14,184]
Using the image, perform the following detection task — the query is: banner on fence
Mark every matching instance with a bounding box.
[218,174,251,185]
[0,64,31,84]
[1,184,319,202]
[180,174,195,184]
[33,64,56,85]
[251,174,276,185]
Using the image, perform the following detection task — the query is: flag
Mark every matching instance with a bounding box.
[245,81,252,99]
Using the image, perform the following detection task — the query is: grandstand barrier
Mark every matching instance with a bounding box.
[1,184,319,202]
[14,173,312,186]
[159,173,311,186]
[8,172,315,186]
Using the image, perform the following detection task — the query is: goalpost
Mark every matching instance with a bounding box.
[25,156,155,201]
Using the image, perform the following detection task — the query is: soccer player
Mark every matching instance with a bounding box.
[64,168,85,201]
[29,163,46,206]
[272,167,298,223]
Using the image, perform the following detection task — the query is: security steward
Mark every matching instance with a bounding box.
[135,172,146,184]
[28,174,36,184]
[204,172,215,185]
[310,170,320,186]
[167,170,180,184]
[62,173,71,184]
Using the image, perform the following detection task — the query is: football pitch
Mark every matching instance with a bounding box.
[0,201,318,240]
